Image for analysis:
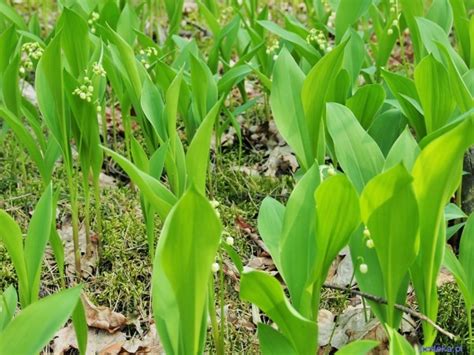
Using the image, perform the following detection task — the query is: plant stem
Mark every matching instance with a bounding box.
[93,179,102,260]
[67,169,81,277]
[208,276,223,355]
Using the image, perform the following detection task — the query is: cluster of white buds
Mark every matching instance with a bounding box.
[73,76,94,102]
[220,6,233,24]
[92,62,106,77]
[266,38,279,60]
[327,12,336,28]
[19,42,43,75]
[363,226,375,248]
[306,29,332,52]
[138,47,158,70]
[387,0,399,36]
[322,0,331,12]
[88,12,100,33]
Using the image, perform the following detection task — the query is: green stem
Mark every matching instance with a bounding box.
[218,254,225,353]
[67,169,81,277]
[208,276,223,355]
[93,179,102,260]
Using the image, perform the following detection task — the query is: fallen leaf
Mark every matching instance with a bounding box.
[318,309,336,346]
[437,267,455,287]
[81,294,127,333]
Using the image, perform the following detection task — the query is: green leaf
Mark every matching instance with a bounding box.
[0,211,29,308]
[382,70,426,138]
[270,48,312,171]
[326,103,385,193]
[368,109,407,157]
[384,127,420,171]
[410,114,474,345]
[416,17,468,75]
[240,269,317,354]
[346,84,385,129]
[387,326,417,355]
[257,197,285,271]
[312,175,360,289]
[335,0,372,41]
[279,163,320,315]
[0,1,27,29]
[71,297,88,355]
[414,54,456,134]
[0,286,82,355]
[24,184,53,304]
[152,187,222,355]
[185,99,222,194]
[141,78,166,142]
[336,340,380,355]
[103,147,177,219]
[449,0,470,64]
[190,54,217,123]
[444,203,467,221]
[0,286,17,331]
[302,40,348,161]
[360,165,419,327]
[444,247,472,308]
[258,323,296,355]
[427,0,453,34]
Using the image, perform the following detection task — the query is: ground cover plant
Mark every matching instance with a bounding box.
[0,0,473,353]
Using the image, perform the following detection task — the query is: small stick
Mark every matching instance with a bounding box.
[323,283,457,340]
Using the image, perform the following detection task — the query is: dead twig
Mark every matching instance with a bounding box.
[323,283,457,340]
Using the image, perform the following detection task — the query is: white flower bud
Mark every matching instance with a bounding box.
[363,227,371,238]
[211,262,220,273]
[366,239,374,249]
[387,28,394,36]
[79,92,86,100]
[226,236,234,246]
[359,263,368,274]
[327,167,336,176]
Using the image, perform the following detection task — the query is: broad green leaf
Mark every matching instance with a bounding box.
[36,33,69,165]
[0,211,29,307]
[152,187,221,355]
[360,165,419,327]
[399,0,424,61]
[368,109,407,157]
[71,297,88,355]
[185,99,222,194]
[427,0,453,33]
[257,197,285,271]
[141,78,166,142]
[444,247,472,309]
[0,286,82,355]
[335,0,372,41]
[279,163,320,315]
[436,43,473,113]
[387,327,417,355]
[384,127,420,171]
[382,70,426,138]
[444,203,467,221]
[410,114,474,345]
[336,340,380,354]
[58,8,90,77]
[257,323,295,355]
[0,286,17,331]
[240,269,317,354]
[190,54,217,123]
[346,84,385,129]
[302,40,347,161]
[24,184,53,304]
[0,1,27,30]
[326,103,385,193]
[414,55,456,134]
[117,3,139,46]
[416,17,468,75]
[270,48,312,171]
[312,175,360,289]
[163,0,184,39]
[103,147,177,219]
[449,0,470,64]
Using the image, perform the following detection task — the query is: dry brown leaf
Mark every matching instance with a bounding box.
[121,324,164,354]
[58,224,99,280]
[81,294,127,333]
[246,256,275,272]
[52,325,127,355]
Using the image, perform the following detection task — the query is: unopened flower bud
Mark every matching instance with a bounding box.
[359,263,368,274]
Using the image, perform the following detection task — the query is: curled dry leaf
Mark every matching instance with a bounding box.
[318,309,336,347]
[81,294,127,333]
